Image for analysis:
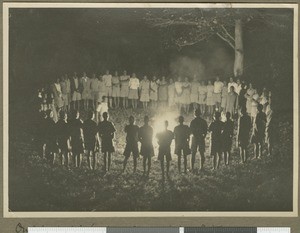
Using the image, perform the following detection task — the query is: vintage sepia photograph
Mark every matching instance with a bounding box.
[3,3,298,217]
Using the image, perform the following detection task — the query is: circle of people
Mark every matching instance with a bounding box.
[37,70,274,177]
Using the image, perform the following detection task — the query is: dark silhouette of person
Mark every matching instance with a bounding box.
[238,107,252,163]
[83,111,100,170]
[98,112,116,172]
[44,109,57,164]
[222,112,234,165]
[138,116,154,176]
[68,110,84,168]
[123,116,140,173]
[208,111,224,170]
[156,120,174,179]
[174,116,191,173]
[37,110,48,159]
[55,110,71,167]
[190,108,208,172]
[251,104,267,159]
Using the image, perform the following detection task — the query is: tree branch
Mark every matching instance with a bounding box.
[216,32,235,49]
[221,25,235,42]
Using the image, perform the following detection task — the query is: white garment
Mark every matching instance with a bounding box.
[103,74,112,87]
[129,78,140,89]
[174,81,182,94]
[97,102,109,114]
[55,83,61,93]
[213,81,224,94]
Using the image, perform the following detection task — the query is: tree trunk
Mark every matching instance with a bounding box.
[234,19,243,77]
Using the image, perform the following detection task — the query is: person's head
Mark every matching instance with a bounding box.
[177,76,182,82]
[143,75,148,81]
[223,80,227,86]
[132,73,136,78]
[184,77,189,82]
[178,115,184,124]
[229,77,234,83]
[214,111,221,121]
[114,71,118,76]
[226,112,231,120]
[248,82,253,89]
[106,70,109,75]
[193,75,198,82]
[208,80,212,85]
[98,75,102,81]
[123,70,127,75]
[144,115,149,125]
[74,72,77,77]
[162,76,166,82]
[56,78,60,83]
[92,73,96,79]
[230,86,235,93]
[216,76,220,82]
[88,110,94,120]
[195,108,201,118]
[257,104,263,112]
[46,109,53,119]
[169,78,174,84]
[152,76,157,81]
[102,112,109,120]
[65,74,69,80]
[61,75,65,81]
[129,115,135,125]
[237,78,241,85]
[201,80,205,85]
[83,72,86,77]
[102,96,108,103]
[164,120,169,130]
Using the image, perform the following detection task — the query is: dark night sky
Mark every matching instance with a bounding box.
[9,8,294,109]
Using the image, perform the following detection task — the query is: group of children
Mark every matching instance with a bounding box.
[38,94,274,178]
[37,72,271,122]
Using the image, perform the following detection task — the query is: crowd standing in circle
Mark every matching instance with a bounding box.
[36,71,274,178]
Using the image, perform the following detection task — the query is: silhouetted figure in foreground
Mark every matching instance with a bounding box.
[238,107,252,163]
[83,111,99,170]
[68,110,84,168]
[208,111,224,170]
[156,120,174,179]
[251,104,267,159]
[123,116,140,173]
[138,116,154,176]
[190,109,208,172]
[98,112,116,172]
[174,116,191,173]
[222,112,234,165]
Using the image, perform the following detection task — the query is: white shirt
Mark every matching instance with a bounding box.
[103,74,112,87]
[175,81,182,94]
[129,78,140,89]
[213,81,224,94]
[54,83,61,93]
[97,102,108,113]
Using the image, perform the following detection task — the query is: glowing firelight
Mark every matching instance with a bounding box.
[152,110,179,137]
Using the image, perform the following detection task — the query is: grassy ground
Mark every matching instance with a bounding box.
[9,104,293,211]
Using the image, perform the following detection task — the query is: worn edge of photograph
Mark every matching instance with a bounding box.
[2,2,299,218]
